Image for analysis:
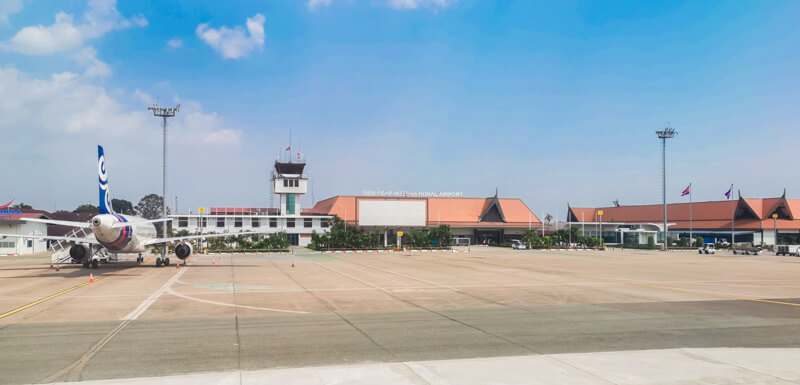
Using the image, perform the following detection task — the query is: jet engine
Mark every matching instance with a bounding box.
[69,244,90,262]
[175,242,193,260]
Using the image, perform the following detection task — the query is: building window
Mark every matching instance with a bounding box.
[283,179,288,187]
[178,217,188,227]
[287,194,296,214]
[199,217,207,228]
[304,218,313,228]
[321,219,329,228]
[252,218,260,228]
[287,218,295,228]
[217,218,225,228]
[269,218,277,228]
[0,241,14,248]
[234,218,242,228]
[27,240,33,248]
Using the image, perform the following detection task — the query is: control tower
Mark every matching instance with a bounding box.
[272,160,307,215]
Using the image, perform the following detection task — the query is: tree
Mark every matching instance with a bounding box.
[74,204,99,214]
[111,199,134,215]
[544,214,553,223]
[694,235,705,247]
[11,202,33,209]
[647,235,655,249]
[135,194,170,220]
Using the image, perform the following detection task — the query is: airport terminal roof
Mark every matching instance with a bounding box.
[307,195,540,228]
[568,192,800,231]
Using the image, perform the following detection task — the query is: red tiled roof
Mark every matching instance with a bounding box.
[309,196,540,228]
[569,195,800,231]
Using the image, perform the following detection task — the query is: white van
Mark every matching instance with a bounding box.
[511,239,527,250]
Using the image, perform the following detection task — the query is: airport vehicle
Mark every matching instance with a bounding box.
[775,245,800,256]
[0,145,268,268]
[698,243,716,254]
[731,242,763,255]
[511,239,527,250]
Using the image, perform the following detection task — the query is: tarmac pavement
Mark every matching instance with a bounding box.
[2,248,800,384]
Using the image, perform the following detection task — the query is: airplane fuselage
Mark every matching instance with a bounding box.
[91,214,158,253]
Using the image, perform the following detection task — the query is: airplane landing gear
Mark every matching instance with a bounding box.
[91,259,99,269]
[155,257,162,267]
[82,260,90,269]
[137,254,143,263]
[164,257,170,267]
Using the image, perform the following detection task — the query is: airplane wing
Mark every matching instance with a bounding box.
[144,231,274,246]
[112,218,172,228]
[0,233,96,243]
[22,218,90,228]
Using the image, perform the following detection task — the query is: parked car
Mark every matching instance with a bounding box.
[511,239,527,250]
[732,242,763,255]
[775,245,800,256]
[698,243,716,254]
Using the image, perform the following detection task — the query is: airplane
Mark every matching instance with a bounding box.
[0,145,271,269]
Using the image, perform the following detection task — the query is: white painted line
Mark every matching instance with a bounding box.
[165,287,309,314]
[122,268,188,321]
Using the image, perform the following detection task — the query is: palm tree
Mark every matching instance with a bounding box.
[545,214,553,223]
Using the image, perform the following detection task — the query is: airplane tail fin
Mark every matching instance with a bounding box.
[98,145,115,215]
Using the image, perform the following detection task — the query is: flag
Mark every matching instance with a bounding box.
[297,151,301,159]
[285,146,291,151]
[681,185,691,197]
[724,185,732,199]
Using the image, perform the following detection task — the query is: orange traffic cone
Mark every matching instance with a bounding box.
[176,262,180,269]
[50,264,54,268]
[291,262,295,268]
[212,259,215,265]
[89,273,94,283]
[55,266,60,271]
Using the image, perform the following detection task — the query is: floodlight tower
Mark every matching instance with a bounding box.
[148,103,180,259]
[656,125,677,252]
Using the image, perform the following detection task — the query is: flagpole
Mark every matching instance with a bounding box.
[689,182,692,246]
[730,184,735,246]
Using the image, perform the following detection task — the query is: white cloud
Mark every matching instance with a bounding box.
[73,46,111,78]
[0,0,23,23]
[196,13,265,59]
[387,0,458,10]
[307,0,333,10]
[166,38,183,48]
[0,66,240,143]
[2,0,147,55]
[133,89,154,105]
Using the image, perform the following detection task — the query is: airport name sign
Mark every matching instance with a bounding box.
[363,190,464,198]
[0,208,22,220]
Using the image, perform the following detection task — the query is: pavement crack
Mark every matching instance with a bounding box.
[230,256,242,371]
[305,257,542,356]
[270,261,397,359]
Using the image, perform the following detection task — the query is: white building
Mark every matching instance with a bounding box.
[0,209,49,256]
[170,159,331,247]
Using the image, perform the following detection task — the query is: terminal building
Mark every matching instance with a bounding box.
[0,208,49,256]
[567,192,800,245]
[305,192,540,246]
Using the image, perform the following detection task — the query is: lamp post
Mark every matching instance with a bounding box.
[656,126,677,251]
[598,210,604,248]
[773,213,778,248]
[148,103,180,261]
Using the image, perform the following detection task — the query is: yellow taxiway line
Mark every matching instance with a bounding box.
[0,269,124,320]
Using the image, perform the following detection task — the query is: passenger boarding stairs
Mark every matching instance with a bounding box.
[50,227,93,264]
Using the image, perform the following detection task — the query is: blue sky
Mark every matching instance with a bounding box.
[1,0,799,219]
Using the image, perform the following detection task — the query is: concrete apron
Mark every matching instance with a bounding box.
[50,348,800,385]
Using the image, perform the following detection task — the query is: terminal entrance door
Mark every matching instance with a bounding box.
[286,233,299,246]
